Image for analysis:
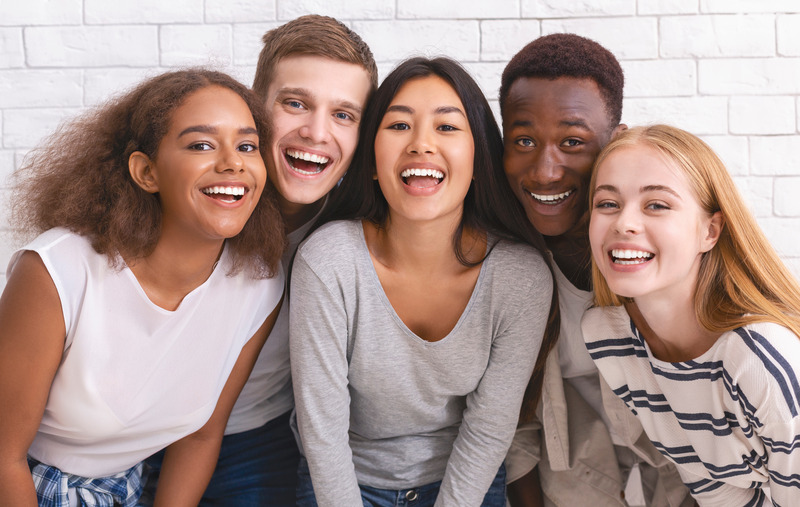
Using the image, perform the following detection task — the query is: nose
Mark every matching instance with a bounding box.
[528,145,564,184]
[613,205,642,235]
[406,127,435,155]
[298,110,332,144]
[217,145,244,173]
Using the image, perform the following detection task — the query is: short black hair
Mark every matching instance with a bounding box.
[500,33,624,126]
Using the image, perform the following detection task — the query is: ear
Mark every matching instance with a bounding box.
[129,151,159,193]
[700,211,724,253]
[611,123,628,140]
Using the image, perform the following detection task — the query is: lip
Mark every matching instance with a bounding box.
[280,144,334,179]
[604,242,655,272]
[200,182,251,208]
[399,161,446,196]
[523,186,577,216]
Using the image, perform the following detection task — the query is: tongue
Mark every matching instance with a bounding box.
[291,157,323,174]
[209,194,237,203]
[406,175,439,188]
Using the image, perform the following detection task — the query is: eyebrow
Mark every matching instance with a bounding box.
[178,125,258,137]
[594,183,682,199]
[278,87,364,115]
[509,117,592,130]
[385,104,466,117]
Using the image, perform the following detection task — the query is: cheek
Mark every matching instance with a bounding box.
[337,128,360,162]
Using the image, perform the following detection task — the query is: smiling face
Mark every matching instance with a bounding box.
[137,85,266,243]
[374,75,475,226]
[503,77,617,238]
[589,143,721,305]
[265,54,372,215]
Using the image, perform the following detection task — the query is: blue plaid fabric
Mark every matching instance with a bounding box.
[28,457,143,507]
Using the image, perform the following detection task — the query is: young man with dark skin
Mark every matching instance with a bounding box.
[144,15,377,506]
[500,34,694,507]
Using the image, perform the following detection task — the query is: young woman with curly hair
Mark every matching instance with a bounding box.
[0,69,285,506]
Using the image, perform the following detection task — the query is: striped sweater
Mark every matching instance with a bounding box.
[582,306,800,507]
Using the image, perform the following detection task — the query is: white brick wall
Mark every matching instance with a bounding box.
[3,0,800,292]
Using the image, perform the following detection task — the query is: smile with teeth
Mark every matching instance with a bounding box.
[285,148,331,175]
[401,168,444,180]
[530,189,573,205]
[202,186,247,203]
[611,249,654,265]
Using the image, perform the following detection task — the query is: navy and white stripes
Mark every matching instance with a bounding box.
[582,306,800,506]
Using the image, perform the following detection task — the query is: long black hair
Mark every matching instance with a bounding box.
[312,56,560,417]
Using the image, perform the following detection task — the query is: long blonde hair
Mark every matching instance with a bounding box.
[589,124,800,338]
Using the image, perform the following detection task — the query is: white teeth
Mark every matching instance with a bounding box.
[202,186,245,196]
[530,189,573,203]
[611,249,653,264]
[286,148,330,164]
[400,168,445,179]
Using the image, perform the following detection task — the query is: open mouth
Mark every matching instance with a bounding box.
[201,185,247,203]
[530,189,573,205]
[610,249,654,265]
[401,168,444,189]
[285,148,331,176]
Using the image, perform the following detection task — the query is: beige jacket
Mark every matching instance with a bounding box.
[506,333,694,506]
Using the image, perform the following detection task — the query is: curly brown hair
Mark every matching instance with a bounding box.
[12,69,285,278]
[252,14,378,101]
[500,33,624,128]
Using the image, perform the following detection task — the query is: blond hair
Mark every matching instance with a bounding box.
[252,15,378,101]
[589,124,800,338]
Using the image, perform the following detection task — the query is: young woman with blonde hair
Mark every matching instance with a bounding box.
[582,124,800,505]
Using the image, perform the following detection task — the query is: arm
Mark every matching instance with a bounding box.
[505,419,545,507]
[435,259,552,506]
[507,467,544,507]
[762,420,800,505]
[153,296,282,506]
[289,253,363,507]
[0,252,66,506]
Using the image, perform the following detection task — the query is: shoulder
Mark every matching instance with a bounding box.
[480,240,552,319]
[487,239,550,285]
[10,228,100,278]
[720,322,800,418]
[581,306,631,341]
[296,220,362,264]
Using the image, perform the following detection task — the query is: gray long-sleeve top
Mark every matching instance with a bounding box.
[289,220,552,506]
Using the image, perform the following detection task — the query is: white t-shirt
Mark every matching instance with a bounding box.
[224,213,318,434]
[16,228,284,477]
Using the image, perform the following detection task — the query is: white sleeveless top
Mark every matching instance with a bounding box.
[12,228,284,477]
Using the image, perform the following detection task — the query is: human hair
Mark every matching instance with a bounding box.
[12,69,285,279]
[252,14,378,101]
[499,33,624,128]
[590,124,800,339]
[314,56,561,417]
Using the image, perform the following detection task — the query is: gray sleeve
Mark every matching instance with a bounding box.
[289,251,363,507]
[435,253,553,506]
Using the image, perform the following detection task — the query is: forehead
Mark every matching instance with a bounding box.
[269,54,371,99]
[503,76,611,131]
[389,75,463,107]
[168,86,253,128]
[596,145,692,192]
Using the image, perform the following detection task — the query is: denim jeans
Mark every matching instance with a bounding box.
[296,456,506,507]
[141,410,300,506]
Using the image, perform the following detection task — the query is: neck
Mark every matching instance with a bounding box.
[365,213,483,274]
[629,291,720,362]
[126,226,224,311]
[546,233,591,291]
[278,194,324,233]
